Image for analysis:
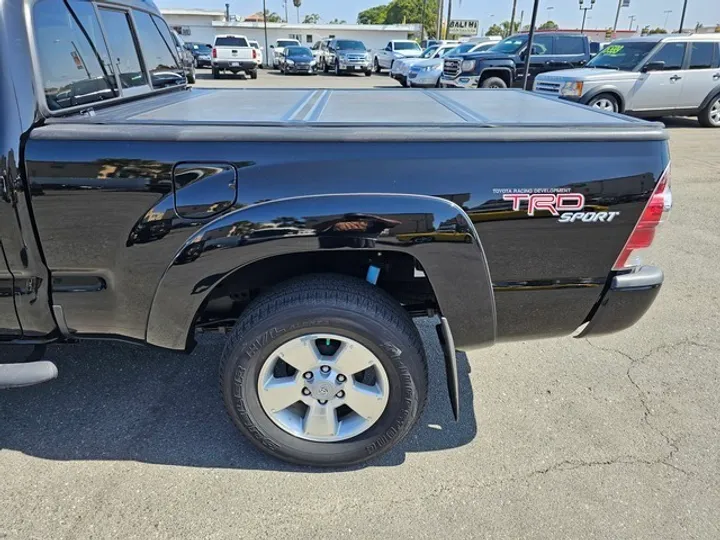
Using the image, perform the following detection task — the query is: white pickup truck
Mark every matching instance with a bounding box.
[212,34,258,79]
[372,40,423,72]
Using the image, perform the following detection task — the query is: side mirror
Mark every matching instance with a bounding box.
[270,45,275,49]
[642,60,665,72]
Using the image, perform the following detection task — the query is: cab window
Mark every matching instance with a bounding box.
[33,0,119,110]
[531,35,554,55]
[649,42,687,70]
[555,35,585,55]
[132,11,183,88]
[97,8,148,90]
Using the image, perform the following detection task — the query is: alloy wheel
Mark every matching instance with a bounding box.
[591,98,617,112]
[257,334,390,442]
[710,98,720,126]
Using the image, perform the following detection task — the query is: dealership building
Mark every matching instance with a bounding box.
[161,8,422,51]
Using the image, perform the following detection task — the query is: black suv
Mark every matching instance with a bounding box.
[441,32,591,89]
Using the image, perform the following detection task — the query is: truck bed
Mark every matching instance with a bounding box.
[44,88,666,142]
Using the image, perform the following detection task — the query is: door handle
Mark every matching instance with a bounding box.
[713,73,720,80]
[669,75,682,81]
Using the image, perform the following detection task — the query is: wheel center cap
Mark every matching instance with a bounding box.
[309,380,336,400]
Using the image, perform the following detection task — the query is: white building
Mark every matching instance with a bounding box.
[161,8,421,54]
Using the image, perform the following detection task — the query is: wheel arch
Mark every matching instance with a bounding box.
[581,86,626,113]
[699,85,720,111]
[145,193,497,352]
[478,67,513,87]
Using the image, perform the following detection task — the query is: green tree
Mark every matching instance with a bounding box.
[357,5,389,25]
[303,13,321,24]
[501,20,520,36]
[647,27,668,34]
[485,24,503,36]
[263,10,283,23]
[328,18,347,24]
[371,0,439,38]
[538,20,559,30]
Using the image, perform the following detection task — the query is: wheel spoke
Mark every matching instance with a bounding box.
[260,376,302,412]
[277,339,321,372]
[303,402,338,437]
[333,343,375,376]
[344,381,386,421]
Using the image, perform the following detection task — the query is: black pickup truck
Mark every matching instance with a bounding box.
[441,32,592,89]
[1,0,671,467]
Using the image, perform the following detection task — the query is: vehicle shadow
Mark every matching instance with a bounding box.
[193,70,249,81]
[656,116,702,129]
[0,319,476,472]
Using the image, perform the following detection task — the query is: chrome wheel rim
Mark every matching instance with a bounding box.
[257,334,390,442]
[710,99,720,126]
[592,98,616,112]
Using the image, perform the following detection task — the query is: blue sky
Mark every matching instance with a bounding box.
[156,0,720,31]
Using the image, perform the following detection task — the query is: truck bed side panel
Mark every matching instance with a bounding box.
[24,133,668,346]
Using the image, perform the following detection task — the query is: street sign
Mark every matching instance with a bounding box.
[448,19,479,36]
[621,0,630,7]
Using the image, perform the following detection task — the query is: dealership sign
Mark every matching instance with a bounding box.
[449,19,479,36]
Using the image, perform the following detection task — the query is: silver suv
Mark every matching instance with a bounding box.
[534,34,720,127]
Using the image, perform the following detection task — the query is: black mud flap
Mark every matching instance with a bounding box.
[436,317,459,420]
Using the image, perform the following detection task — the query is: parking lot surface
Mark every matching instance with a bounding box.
[1,71,719,540]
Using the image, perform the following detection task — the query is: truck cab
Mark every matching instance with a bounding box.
[373,40,423,72]
[441,32,591,89]
[212,34,258,79]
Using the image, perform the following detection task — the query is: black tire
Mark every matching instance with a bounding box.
[186,67,196,84]
[212,67,220,79]
[587,93,620,113]
[480,76,507,89]
[335,60,342,76]
[374,58,381,73]
[219,274,428,467]
[323,59,329,73]
[698,95,720,128]
[249,69,258,80]
[365,70,372,77]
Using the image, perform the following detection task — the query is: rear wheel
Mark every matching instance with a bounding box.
[587,93,620,113]
[335,60,342,76]
[220,274,428,467]
[365,70,372,77]
[249,69,258,80]
[186,66,196,84]
[374,58,381,73]
[480,76,507,89]
[698,95,720,127]
[212,67,220,79]
[323,59,329,73]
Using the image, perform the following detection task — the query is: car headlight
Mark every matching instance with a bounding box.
[560,81,584,97]
[421,66,435,72]
[461,59,476,72]
[286,59,295,65]
[310,59,317,66]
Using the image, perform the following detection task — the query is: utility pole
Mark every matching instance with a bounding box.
[628,14,636,30]
[522,0,540,91]
[579,0,596,35]
[262,0,269,67]
[612,0,622,33]
[519,10,525,32]
[509,0,518,38]
[283,0,289,23]
[663,10,672,29]
[420,0,428,42]
[446,0,453,40]
[678,0,688,33]
[437,0,444,38]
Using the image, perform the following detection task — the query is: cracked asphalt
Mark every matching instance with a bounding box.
[1,75,719,538]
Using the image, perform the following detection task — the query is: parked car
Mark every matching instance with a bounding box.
[279,46,318,75]
[420,39,460,49]
[534,34,720,127]
[3,0,673,469]
[373,40,423,72]
[391,43,458,87]
[408,42,496,88]
[171,30,196,84]
[311,38,331,63]
[212,34,258,79]
[271,38,301,69]
[185,41,212,68]
[441,32,592,89]
[465,36,502,44]
[320,39,372,76]
[248,40,263,68]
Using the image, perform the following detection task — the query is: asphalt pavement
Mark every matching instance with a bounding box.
[1,71,719,539]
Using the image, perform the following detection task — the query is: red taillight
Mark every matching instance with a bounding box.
[212,48,217,58]
[613,163,672,270]
[252,49,257,59]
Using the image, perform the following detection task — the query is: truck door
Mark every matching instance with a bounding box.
[518,34,555,86]
[551,35,588,69]
[629,42,687,111]
[676,41,720,109]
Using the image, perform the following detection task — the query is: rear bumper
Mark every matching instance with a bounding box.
[576,266,663,338]
[213,60,256,71]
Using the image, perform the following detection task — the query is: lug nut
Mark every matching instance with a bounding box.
[336,390,345,398]
[318,399,328,405]
[303,371,313,380]
[302,388,311,396]
[336,374,346,383]
[320,365,331,374]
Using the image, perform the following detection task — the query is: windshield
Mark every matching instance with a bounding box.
[277,40,300,48]
[437,46,457,58]
[336,40,366,50]
[395,41,421,51]
[490,35,527,54]
[190,43,211,53]
[216,36,249,47]
[420,46,439,58]
[447,43,476,56]
[587,41,658,70]
[286,46,312,57]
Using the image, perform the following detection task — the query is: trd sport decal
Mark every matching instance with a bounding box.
[500,192,620,223]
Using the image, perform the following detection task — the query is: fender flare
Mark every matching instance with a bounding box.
[580,86,626,112]
[699,85,720,111]
[477,65,514,87]
[146,193,497,352]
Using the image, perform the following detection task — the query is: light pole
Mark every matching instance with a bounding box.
[522,0,540,91]
[445,0,453,40]
[678,0,688,33]
[663,9,672,30]
[628,14,636,30]
[509,0,518,38]
[579,0,596,34]
[262,0,269,68]
[612,0,624,33]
